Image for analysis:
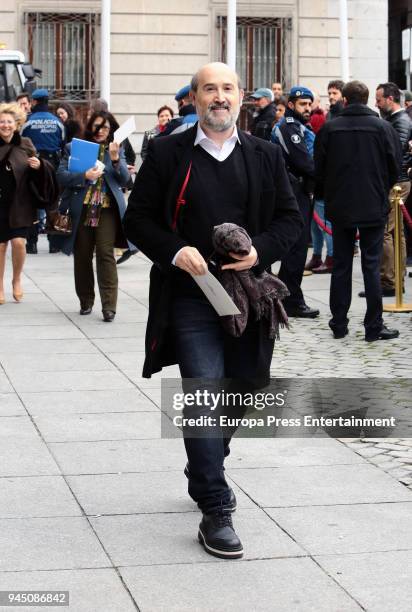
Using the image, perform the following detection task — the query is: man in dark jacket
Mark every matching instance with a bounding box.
[250,88,276,140]
[326,79,345,120]
[271,86,320,318]
[374,82,412,296]
[124,62,302,560]
[315,80,401,342]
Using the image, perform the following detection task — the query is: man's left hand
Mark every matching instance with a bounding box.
[221,246,258,271]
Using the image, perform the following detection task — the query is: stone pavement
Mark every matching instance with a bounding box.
[0,236,411,612]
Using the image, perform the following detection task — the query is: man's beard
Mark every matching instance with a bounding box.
[200,102,240,132]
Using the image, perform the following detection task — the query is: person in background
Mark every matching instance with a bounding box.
[370,82,412,297]
[271,82,283,102]
[271,86,320,318]
[16,92,31,114]
[141,105,174,161]
[327,80,345,120]
[404,91,412,119]
[57,111,130,322]
[161,85,198,136]
[55,102,81,144]
[250,88,276,141]
[315,80,401,342]
[273,96,287,126]
[309,93,326,134]
[21,88,64,254]
[0,103,57,304]
[86,98,138,265]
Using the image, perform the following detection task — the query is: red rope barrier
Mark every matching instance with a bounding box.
[401,203,412,231]
[313,211,360,240]
[313,203,412,238]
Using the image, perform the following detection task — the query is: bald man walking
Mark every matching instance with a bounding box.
[124,63,302,559]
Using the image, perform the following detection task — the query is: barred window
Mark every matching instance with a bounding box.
[24,12,100,106]
[217,16,292,130]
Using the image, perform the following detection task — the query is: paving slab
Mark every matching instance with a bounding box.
[0,313,71,327]
[228,464,412,507]
[20,389,157,415]
[0,438,60,477]
[48,438,187,475]
[34,411,160,442]
[79,322,147,339]
[0,353,115,373]
[92,337,147,352]
[67,471,255,515]
[119,558,361,612]
[0,373,13,393]
[0,393,25,416]
[227,438,366,468]
[0,475,81,519]
[316,550,412,612]
[0,338,100,354]
[0,568,137,612]
[6,370,134,393]
[0,517,110,571]
[91,509,305,566]
[267,501,412,555]
[0,325,84,340]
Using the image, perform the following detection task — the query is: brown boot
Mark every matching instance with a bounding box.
[305,254,322,271]
[313,255,333,274]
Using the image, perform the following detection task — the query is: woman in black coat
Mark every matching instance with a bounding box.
[0,103,54,304]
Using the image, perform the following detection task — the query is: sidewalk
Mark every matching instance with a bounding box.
[0,236,411,612]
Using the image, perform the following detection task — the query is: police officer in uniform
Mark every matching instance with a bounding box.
[21,88,64,253]
[271,86,319,318]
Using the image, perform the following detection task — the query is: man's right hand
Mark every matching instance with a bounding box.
[175,247,208,275]
[85,167,103,181]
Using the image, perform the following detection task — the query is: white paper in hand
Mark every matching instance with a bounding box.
[113,116,136,144]
[191,271,241,316]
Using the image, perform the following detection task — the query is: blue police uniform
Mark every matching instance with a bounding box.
[271,86,318,316]
[21,108,64,156]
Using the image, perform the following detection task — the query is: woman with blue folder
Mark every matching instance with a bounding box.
[57,111,129,322]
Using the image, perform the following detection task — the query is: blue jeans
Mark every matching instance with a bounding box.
[171,297,264,513]
[312,200,333,257]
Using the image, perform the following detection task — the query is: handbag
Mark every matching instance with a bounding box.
[46,207,72,235]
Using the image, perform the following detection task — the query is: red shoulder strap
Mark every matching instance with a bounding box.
[172,161,192,231]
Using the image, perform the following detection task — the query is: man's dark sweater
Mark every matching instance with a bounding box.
[173,143,248,297]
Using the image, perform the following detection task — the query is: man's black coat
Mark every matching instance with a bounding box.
[314,104,401,227]
[251,103,277,141]
[124,125,303,378]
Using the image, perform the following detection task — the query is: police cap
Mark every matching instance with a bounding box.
[175,85,191,101]
[31,88,49,100]
[288,86,314,102]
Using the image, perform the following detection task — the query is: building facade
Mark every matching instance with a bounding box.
[1,0,388,151]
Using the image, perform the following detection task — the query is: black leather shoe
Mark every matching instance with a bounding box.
[184,463,237,511]
[359,288,403,298]
[198,511,243,559]
[285,304,320,318]
[80,307,92,315]
[116,249,138,265]
[333,328,348,339]
[102,310,115,322]
[26,243,37,254]
[365,325,399,342]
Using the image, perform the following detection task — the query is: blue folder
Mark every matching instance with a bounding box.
[68,138,99,173]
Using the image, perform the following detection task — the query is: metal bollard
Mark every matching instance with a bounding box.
[383,185,412,313]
